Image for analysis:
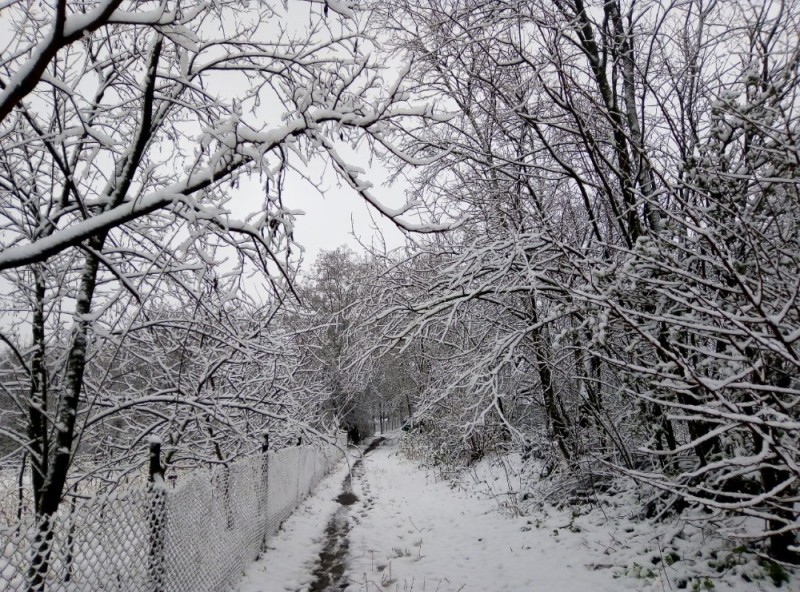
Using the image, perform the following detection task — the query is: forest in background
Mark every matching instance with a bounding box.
[0,0,798,578]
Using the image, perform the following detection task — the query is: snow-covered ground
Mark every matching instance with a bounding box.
[237,454,355,592]
[342,435,619,592]
[237,433,795,592]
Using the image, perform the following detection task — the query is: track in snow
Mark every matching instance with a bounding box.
[307,437,384,592]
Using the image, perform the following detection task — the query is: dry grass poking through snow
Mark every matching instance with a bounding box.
[428,440,797,592]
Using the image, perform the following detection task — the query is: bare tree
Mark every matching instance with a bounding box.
[291,247,376,440]
[0,1,446,585]
[373,0,800,561]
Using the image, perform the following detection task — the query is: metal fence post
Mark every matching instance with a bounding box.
[260,432,270,553]
[295,441,302,506]
[147,438,167,592]
[63,486,79,583]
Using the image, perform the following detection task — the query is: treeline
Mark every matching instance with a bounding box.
[0,0,797,571]
[341,0,800,564]
[0,1,428,566]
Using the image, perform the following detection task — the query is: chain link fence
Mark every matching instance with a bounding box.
[0,434,348,592]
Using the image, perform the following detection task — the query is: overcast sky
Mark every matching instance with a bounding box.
[288,163,408,266]
[231,2,411,270]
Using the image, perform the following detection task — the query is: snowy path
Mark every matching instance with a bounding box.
[341,435,620,592]
[237,433,622,592]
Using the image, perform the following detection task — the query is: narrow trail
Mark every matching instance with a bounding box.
[337,434,619,592]
[238,433,620,592]
[307,437,385,592]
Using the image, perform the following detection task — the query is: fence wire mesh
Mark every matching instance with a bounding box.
[0,435,347,592]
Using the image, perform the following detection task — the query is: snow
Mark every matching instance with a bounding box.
[342,435,619,592]
[237,456,354,592]
[237,434,617,592]
[457,454,796,592]
[237,433,796,592]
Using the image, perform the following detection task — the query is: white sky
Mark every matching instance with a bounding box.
[285,162,408,266]
[229,148,410,278]
[227,1,412,271]
[0,0,411,287]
